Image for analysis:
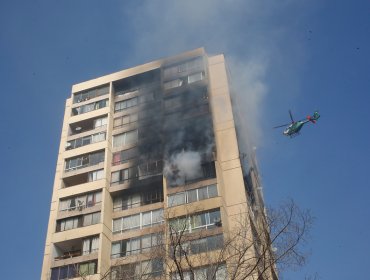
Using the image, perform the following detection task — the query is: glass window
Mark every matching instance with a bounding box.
[192,213,207,230]
[188,72,204,84]
[152,209,163,225]
[88,169,104,182]
[209,210,221,225]
[113,130,138,148]
[198,187,208,200]
[191,238,207,254]
[141,235,152,252]
[83,214,92,226]
[142,212,151,227]
[207,184,218,198]
[113,219,121,232]
[130,237,140,255]
[92,212,100,224]
[111,171,120,184]
[164,79,183,90]
[59,266,68,279]
[131,214,140,229]
[122,217,131,231]
[94,116,107,128]
[113,197,122,211]
[168,192,185,207]
[187,189,198,203]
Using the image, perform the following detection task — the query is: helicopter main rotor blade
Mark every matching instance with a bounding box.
[273,123,291,129]
[289,110,295,123]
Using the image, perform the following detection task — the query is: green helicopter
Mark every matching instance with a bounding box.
[274,110,320,137]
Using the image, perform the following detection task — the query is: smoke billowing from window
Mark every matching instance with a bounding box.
[118,0,313,184]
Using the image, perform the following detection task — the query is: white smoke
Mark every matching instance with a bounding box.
[164,151,202,186]
[120,0,312,177]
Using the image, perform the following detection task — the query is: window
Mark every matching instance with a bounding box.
[111,259,163,280]
[83,212,101,227]
[168,192,186,207]
[113,209,163,234]
[73,84,109,103]
[65,151,104,172]
[56,216,81,232]
[111,167,138,185]
[172,264,227,280]
[113,188,163,211]
[188,72,204,84]
[167,184,218,207]
[115,89,138,98]
[113,113,138,128]
[112,130,138,147]
[78,261,97,277]
[169,209,221,233]
[94,116,107,128]
[163,57,203,79]
[164,79,183,90]
[112,147,138,165]
[59,191,102,212]
[114,97,138,112]
[82,236,99,255]
[56,212,100,232]
[138,160,163,179]
[189,234,223,255]
[138,92,155,103]
[66,132,106,150]
[72,99,108,115]
[164,96,182,109]
[111,233,162,258]
[88,169,104,182]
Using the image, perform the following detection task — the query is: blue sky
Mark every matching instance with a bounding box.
[1,0,369,279]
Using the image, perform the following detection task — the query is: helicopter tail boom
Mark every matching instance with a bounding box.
[307,111,320,124]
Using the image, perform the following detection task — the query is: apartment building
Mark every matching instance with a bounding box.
[41,48,272,280]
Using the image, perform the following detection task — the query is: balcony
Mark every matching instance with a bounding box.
[73,84,109,104]
[71,99,108,116]
[110,160,163,192]
[69,115,107,136]
[64,150,105,174]
[52,236,99,267]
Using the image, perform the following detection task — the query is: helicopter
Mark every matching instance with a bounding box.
[274,110,320,137]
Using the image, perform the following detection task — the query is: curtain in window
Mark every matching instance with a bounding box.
[207,184,218,198]
[113,219,122,232]
[130,238,140,255]
[142,212,151,227]
[111,171,120,183]
[95,192,102,203]
[131,214,140,229]
[79,263,89,276]
[59,200,69,211]
[141,235,152,252]
[125,130,138,145]
[82,238,90,255]
[92,212,100,224]
[111,242,121,258]
[113,133,125,148]
[91,236,99,252]
[113,198,122,211]
[83,214,92,226]
[131,193,141,208]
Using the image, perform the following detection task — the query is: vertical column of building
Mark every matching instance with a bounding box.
[108,66,166,279]
[207,54,250,232]
[42,83,112,280]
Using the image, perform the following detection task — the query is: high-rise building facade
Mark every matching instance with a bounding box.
[42,48,273,280]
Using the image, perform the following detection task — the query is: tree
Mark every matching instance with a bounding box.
[99,199,313,280]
